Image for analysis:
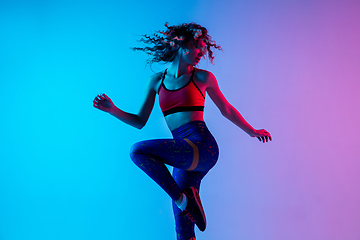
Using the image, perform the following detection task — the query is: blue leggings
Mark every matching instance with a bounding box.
[130,121,219,240]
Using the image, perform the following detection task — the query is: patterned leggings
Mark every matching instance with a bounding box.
[130,121,219,240]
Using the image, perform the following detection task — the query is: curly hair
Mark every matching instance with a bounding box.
[132,22,222,65]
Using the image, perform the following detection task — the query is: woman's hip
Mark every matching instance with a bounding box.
[171,121,219,170]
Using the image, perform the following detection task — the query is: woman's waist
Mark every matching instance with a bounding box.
[166,111,204,132]
[170,119,211,140]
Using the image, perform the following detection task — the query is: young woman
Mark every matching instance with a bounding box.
[93,22,272,240]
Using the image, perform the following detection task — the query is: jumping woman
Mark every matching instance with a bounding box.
[93,22,272,240]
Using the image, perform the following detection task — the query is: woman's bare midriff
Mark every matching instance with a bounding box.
[165,111,204,131]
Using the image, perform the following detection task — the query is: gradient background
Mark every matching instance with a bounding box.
[1,0,360,239]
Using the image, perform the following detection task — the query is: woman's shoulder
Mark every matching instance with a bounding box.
[194,68,216,84]
[149,71,164,81]
[147,71,165,92]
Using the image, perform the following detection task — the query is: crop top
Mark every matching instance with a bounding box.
[158,67,205,116]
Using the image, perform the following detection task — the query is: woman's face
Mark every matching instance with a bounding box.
[181,39,207,66]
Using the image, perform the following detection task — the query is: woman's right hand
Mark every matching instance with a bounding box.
[93,93,116,113]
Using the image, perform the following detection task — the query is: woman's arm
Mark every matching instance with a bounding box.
[205,71,272,142]
[93,73,161,129]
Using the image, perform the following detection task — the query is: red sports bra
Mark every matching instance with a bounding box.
[158,68,205,116]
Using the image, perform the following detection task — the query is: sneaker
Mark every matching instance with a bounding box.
[181,187,207,231]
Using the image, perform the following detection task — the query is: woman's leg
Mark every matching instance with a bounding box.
[129,138,200,202]
[172,168,207,240]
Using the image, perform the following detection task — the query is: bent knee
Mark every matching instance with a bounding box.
[129,141,145,158]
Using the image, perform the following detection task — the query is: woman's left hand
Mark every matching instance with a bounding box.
[250,129,272,143]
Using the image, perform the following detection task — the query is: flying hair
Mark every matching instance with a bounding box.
[132,22,222,65]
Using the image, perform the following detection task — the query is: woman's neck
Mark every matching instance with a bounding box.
[167,54,193,79]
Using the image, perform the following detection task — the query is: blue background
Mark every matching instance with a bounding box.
[1,0,360,239]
